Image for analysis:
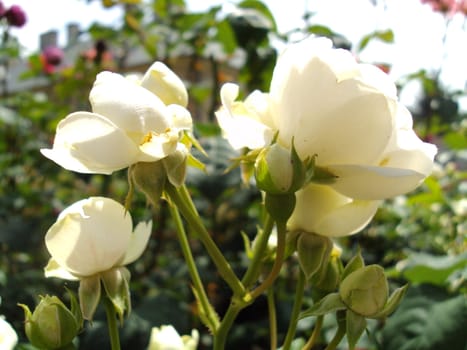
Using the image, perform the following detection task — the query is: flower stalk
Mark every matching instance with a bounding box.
[103,296,121,350]
[167,201,219,332]
[164,183,245,297]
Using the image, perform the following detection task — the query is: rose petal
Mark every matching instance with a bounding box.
[140,61,188,107]
[328,164,429,200]
[90,71,170,134]
[270,39,395,165]
[45,197,132,277]
[138,130,179,161]
[44,258,80,280]
[288,183,380,237]
[41,112,140,174]
[216,83,274,149]
[120,221,152,265]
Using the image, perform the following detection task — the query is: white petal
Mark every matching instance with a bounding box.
[45,197,132,276]
[328,164,430,200]
[138,130,179,161]
[0,317,18,350]
[312,199,381,237]
[356,64,398,99]
[41,112,140,174]
[120,221,152,265]
[44,258,80,280]
[270,41,395,165]
[216,83,274,150]
[140,61,188,107]
[148,325,184,350]
[90,71,170,134]
[288,183,380,237]
[167,104,192,131]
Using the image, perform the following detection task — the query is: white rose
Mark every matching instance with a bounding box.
[148,325,199,350]
[44,197,152,279]
[41,62,192,174]
[0,317,17,350]
[216,36,436,236]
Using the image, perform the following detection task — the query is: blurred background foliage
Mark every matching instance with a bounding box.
[0,0,466,349]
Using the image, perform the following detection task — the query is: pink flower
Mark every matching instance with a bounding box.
[421,0,457,14]
[43,46,64,66]
[0,2,6,17]
[457,0,467,14]
[5,4,26,27]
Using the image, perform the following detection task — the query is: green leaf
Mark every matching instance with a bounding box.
[382,285,467,350]
[299,292,346,319]
[397,252,467,286]
[357,29,394,52]
[215,19,237,54]
[371,284,408,319]
[346,309,367,350]
[238,0,277,32]
[307,24,335,37]
[341,250,365,281]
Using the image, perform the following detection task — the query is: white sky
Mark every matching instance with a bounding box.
[5,0,467,93]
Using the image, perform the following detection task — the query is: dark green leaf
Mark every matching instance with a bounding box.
[382,285,467,350]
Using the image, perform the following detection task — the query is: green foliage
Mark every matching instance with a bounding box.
[382,285,467,350]
[357,29,394,52]
[0,0,466,348]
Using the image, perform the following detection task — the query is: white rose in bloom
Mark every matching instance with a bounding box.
[44,197,152,279]
[0,317,18,350]
[216,37,436,237]
[147,325,199,350]
[41,62,192,174]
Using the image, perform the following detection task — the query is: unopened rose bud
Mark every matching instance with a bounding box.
[296,232,333,280]
[339,265,388,317]
[255,142,307,195]
[130,161,167,207]
[312,244,343,292]
[19,295,81,349]
[5,5,26,27]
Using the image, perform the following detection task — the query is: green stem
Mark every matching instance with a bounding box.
[103,297,121,350]
[167,203,219,332]
[250,220,287,299]
[303,315,323,350]
[213,302,243,350]
[324,323,346,350]
[281,270,306,350]
[267,288,277,350]
[241,213,275,288]
[164,183,246,297]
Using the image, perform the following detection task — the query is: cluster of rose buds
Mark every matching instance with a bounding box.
[0,1,26,27]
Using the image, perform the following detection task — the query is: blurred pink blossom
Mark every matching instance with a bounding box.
[4,4,26,27]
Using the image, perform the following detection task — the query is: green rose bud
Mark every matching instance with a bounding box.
[296,232,333,280]
[255,142,307,195]
[312,244,344,292]
[130,161,167,207]
[162,147,188,187]
[19,295,81,349]
[339,265,388,317]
